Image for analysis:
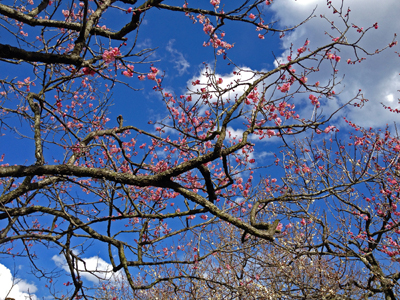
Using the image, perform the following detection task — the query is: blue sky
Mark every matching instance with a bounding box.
[1,0,400,299]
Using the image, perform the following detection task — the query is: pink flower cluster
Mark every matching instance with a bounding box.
[17,77,35,91]
[82,67,95,76]
[278,83,291,93]
[210,0,220,7]
[297,40,309,55]
[199,15,233,55]
[102,47,121,64]
[323,125,336,133]
[122,64,134,77]
[147,67,159,80]
[326,52,341,62]
[309,94,320,107]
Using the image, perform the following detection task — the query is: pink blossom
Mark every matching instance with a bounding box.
[102,47,121,64]
[266,130,275,137]
[302,165,311,173]
[326,53,335,60]
[309,94,320,106]
[138,75,145,80]
[297,46,306,54]
[249,13,256,20]
[62,10,69,18]
[278,83,291,93]
[210,0,220,7]
[122,64,134,77]
[203,24,214,34]
[82,67,95,76]
[147,73,157,80]
[300,218,306,226]
[324,125,336,133]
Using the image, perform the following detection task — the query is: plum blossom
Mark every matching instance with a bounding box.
[278,83,290,93]
[210,0,220,7]
[309,94,320,107]
[326,53,335,60]
[102,47,121,64]
[324,125,336,133]
[122,64,134,77]
[266,130,275,137]
[203,24,214,35]
[82,67,95,76]
[147,73,157,80]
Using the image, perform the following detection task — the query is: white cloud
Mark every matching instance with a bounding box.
[227,126,244,140]
[270,0,400,128]
[0,264,37,300]
[52,254,122,283]
[186,66,264,116]
[166,39,190,76]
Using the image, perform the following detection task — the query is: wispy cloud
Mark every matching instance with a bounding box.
[166,39,190,76]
